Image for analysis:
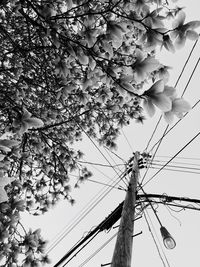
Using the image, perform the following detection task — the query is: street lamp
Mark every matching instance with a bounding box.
[160,226,176,249]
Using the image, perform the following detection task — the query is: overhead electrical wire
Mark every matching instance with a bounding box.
[142,130,200,187]
[147,200,200,212]
[77,158,126,187]
[174,35,200,88]
[141,63,200,184]
[155,155,200,161]
[149,166,200,175]
[102,145,128,185]
[77,232,117,267]
[145,116,163,151]
[153,158,200,167]
[144,36,200,153]
[50,36,200,267]
[141,38,200,185]
[77,160,124,169]
[67,111,128,187]
[76,211,143,267]
[141,126,169,184]
[48,109,136,254]
[143,209,171,267]
[81,130,127,185]
[46,167,127,254]
[181,54,200,96]
[62,230,101,267]
[46,111,132,253]
[149,98,200,151]
[87,178,126,190]
[121,128,134,153]
[151,162,200,172]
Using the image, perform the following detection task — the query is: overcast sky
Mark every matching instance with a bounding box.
[22,1,200,266]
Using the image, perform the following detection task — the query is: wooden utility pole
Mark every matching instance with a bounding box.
[111,151,140,267]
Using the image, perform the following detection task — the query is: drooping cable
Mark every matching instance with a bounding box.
[76,212,142,267]
[47,167,127,254]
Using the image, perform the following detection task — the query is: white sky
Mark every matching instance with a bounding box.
[22,1,200,266]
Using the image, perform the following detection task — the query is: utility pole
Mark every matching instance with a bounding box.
[111,151,140,267]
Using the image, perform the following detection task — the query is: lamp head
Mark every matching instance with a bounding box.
[160,226,176,249]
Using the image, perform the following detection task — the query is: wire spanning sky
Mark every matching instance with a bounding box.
[22,1,200,266]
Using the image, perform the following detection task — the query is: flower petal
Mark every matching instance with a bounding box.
[164,85,177,99]
[186,30,199,41]
[151,93,172,111]
[172,98,191,113]
[143,98,156,117]
[175,34,186,49]
[145,80,165,98]
[172,10,186,28]
[141,57,160,73]
[164,111,174,124]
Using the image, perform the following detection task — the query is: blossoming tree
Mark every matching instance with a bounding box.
[0,0,199,266]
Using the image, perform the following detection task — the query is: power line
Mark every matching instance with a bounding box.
[78,232,117,267]
[181,53,200,96]
[148,97,200,151]
[102,145,128,185]
[77,213,143,267]
[175,36,200,88]
[153,158,200,167]
[142,39,200,186]
[87,178,126,190]
[142,130,200,187]
[144,37,200,153]
[121,128,134,153]
[148,61,200,155]
[155,155,200,161]
[103,145,126,163]
[145,115,163,151]
[149,165,200,175]
[50,36,200,267]
[62,231,101,267]
[47,168,127,254]
[143,209,170,267]
[78,160,124,168]
[141,126,169,184]
[151,162,200,172]
[77,159,126,187]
